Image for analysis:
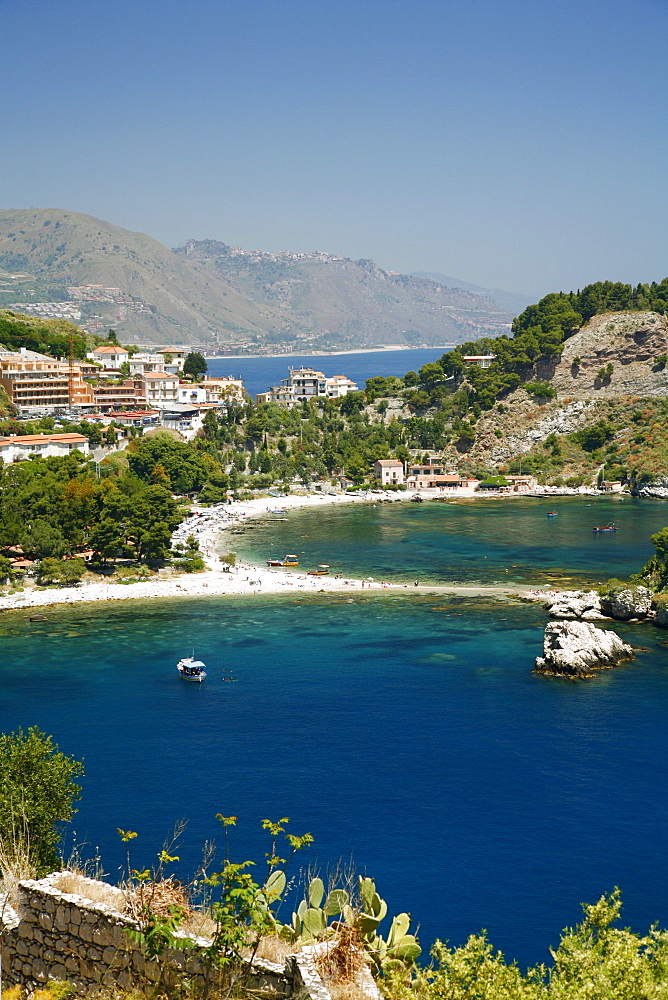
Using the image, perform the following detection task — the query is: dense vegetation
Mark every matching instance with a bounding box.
[0,448,184,568]
[0,727,83,872]
[0,310,92,359]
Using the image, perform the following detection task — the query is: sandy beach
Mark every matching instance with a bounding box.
[0,488,591,614]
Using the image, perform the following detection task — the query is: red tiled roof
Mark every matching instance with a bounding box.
[92,345,129,354]
[0,433,88,445]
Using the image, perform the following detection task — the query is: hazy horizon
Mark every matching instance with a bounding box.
[2,0,667,299]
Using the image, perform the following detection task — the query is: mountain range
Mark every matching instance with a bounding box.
[0,208,520,349]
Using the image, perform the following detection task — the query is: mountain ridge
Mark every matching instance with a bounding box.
[0,208,515,348]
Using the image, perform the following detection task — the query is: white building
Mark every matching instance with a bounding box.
[128,353,167,375]
[156,348,187,373]
[463,355,496,369]
[87,345,130,369]
[0,433,90,463]
[256,367,359,407]
[325,375,358,398]
[179,376,245,405]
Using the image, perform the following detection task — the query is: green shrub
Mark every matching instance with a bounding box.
[524,380,557,401]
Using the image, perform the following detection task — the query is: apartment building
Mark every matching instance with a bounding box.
[179,376,245,406]
[373,459,405,486]
[128,353,167,375]
[141,372,180,404]
[93,381,147,412]
[0,355,95,414]
[155,348,187,373]
[256,367,359,407]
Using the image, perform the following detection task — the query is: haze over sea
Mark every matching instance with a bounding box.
[3,497,668,968]
[207,348,449,399]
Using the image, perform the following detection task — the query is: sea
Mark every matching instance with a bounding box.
[3,495,668,969]
[207,347,450,399]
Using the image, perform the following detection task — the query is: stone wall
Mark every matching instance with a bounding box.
[0,873,287,994]
[0,873,381,1000]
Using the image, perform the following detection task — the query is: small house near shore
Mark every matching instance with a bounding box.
[373,459,404,486]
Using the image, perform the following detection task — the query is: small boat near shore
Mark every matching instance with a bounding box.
[177,655,207,682]
[307,565,330,577]
[267,554,299,567]
[593,524,617,532]
[547,511,558,517]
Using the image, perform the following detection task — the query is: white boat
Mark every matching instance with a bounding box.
[177,655,207,682]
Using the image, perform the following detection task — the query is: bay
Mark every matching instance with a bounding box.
[232,494,668,589]
[207,347,450,399]
[3,496,668,969]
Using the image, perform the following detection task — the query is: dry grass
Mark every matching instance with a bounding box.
[50,872,126,911]
[254,935,298,964]
[124,876,191,919]
[317,927,367,985]
[328,982,371,1000]
[0,828,37,907]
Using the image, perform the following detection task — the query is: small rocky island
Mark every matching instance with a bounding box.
[534,620,635,679]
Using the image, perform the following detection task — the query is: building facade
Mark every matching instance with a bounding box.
[0,433,90,463]
[373,459,405,486]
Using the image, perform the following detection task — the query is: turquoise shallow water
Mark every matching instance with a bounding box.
[3,497,668,967]
[233,495,668,587]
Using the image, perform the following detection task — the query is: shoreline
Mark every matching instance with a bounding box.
[206,345,455,360]
[0,487,611,614]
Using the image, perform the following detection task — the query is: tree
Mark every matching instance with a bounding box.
[203,408,219,440]
[0,554,14,583]
[21,519,68,559]
[59,557,86,585]
[0,726,84,872]
[89,518,125,564]
[126,485,181,563]
[128,435,209,493]
[183,352,208,380]
[36,557,66,584]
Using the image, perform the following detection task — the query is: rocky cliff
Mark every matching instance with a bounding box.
[536,311,668,398]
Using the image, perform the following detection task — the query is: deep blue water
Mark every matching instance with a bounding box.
[3,496,668,969]
[207,347,449,399]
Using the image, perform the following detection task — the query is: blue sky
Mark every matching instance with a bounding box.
[1,0,667,297]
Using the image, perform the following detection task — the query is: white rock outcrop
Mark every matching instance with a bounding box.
[631,477,668,499]
[544,590,604,619]
[534,620,635,678]
[600,586,653,621]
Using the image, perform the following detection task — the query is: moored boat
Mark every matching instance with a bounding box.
[177,656,207,682]
[593,524,617,532]
[267,554,299,567]
[307,565,330,576]
[547,511,558,517]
